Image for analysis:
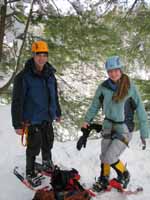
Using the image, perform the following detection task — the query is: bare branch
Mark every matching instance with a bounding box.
[3,42,17,59]
[128,0,139,13]
[93,0,103,7]
[67,0,83,16]
[50,0,61,16]
[0,0,35,93]
[7,0,21,3]
[57,74,74,90]
[15,0,35,71]
[126,0,139,16]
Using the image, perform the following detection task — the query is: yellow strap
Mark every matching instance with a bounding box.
[103,163,111,176]
[115,160,125,173]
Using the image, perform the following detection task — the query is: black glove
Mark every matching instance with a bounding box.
[76,124,102,151]
[76,127,90,151]
[90,124,102,133]
[76,135,88,150]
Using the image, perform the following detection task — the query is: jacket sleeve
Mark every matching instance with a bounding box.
[84,85,102,123]
[54,78,61,118]
[11,73,26,129]
[131,83,150,138]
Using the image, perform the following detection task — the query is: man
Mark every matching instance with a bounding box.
[11,40,61,184]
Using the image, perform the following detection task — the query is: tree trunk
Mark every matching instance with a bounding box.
[0,1,7,62]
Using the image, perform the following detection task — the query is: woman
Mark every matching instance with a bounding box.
[82,56,149,192]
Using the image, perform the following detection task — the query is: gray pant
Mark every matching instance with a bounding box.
[100,129,132,164]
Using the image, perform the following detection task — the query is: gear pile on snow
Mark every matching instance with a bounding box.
[32,166,93,200]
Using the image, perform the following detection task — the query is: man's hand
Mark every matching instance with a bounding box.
[140,136,146,150]
[56,117,61,123]
[15,129,23,135]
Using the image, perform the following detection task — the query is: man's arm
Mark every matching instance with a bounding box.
[11,73,25,130]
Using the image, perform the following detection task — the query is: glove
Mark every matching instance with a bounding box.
[76,124,102,151]
[140,136,146,150]
[76,135,88,150]
[90,124,102,133]
[76,127,90,151]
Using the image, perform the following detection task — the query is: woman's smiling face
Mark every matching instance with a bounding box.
[107,68,122,82]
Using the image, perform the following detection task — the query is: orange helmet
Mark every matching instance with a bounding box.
[32,40,48,53]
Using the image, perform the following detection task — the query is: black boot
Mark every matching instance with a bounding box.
[111,160,130,189]
[93,176,109,192]
[117,170,130,188]
[26,155,42,187]
[42,159,54,172]
[26,170,42,187]
[26,155,35,175]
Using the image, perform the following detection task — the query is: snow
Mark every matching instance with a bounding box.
[59,63,105,99]
[0,105,150,200]
[0,74,12,88]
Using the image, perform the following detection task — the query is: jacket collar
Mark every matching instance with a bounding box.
[102,78,118,91]
[24,58,56,78]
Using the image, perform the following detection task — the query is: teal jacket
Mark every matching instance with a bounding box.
[85,79,149,138]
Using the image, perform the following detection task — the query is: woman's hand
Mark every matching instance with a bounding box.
[81,122,90,129]
[140,136,146,150]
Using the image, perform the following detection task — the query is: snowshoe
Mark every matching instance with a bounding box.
[26,171,43,187]
[92,176,109,192]
[13,166,47,191]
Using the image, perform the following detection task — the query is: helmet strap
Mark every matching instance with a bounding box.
[32,52,48,56]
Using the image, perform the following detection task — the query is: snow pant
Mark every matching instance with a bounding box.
[100,128,132,164]
[26,121,54,173]
[99,127,132,179]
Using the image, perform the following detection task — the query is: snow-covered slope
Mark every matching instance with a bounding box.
[0,105,150,200]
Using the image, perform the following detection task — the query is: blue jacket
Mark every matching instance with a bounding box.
[11,58,61,129]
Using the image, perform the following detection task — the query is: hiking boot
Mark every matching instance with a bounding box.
[26,171,42,187]
[93,176,109,192]
[42,160,55,173]
[117,170,130,188]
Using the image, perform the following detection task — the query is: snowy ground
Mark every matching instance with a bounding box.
[0,105,150,200]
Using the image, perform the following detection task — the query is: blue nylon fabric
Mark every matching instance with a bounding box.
[22,59,59,124]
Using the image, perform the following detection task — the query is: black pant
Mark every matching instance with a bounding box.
[26,121,54,173]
